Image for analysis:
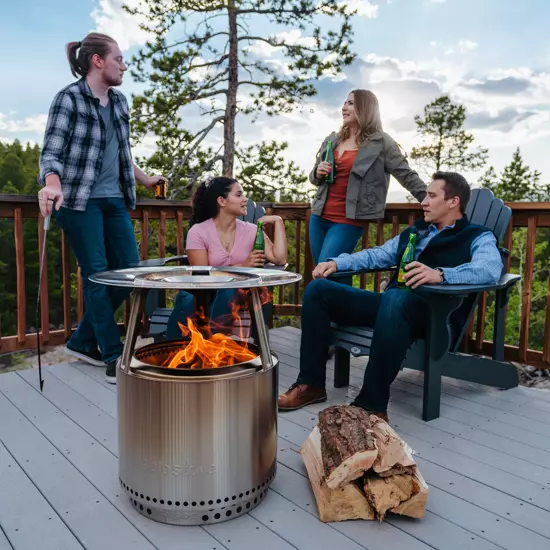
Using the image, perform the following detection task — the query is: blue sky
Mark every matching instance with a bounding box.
[1,0,549,200]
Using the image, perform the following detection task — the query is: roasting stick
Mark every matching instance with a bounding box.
[35,212,51,391]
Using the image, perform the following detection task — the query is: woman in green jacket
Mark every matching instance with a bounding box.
[309,89,427,281]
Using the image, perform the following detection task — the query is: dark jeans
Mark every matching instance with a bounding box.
[166,289,239,339]
[56,198,139,364]
[309,214,363,285]
[297,279,429,411]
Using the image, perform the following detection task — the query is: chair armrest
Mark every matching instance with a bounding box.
[420,273,520,297]
[329,266,396,279]
[137,255,189,268]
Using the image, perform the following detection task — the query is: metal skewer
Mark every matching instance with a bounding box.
[35,212,51,391]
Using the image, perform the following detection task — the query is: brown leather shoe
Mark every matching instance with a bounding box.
[368,411,389,423]
[278,383,327,411]
[350,402,389,423]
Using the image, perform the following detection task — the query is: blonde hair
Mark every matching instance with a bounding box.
[337,89,383,146]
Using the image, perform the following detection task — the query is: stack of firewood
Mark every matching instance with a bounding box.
[300,405,428,523]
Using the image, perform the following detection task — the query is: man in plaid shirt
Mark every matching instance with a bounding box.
[38,32,166,384]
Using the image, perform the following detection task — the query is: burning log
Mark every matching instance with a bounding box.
[301,405,428,523]
[318,405,378,489]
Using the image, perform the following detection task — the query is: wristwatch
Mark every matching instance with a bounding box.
[436,268,446,283]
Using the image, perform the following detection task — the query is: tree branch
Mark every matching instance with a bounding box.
[169,116,225,183]
[238,35,323,53]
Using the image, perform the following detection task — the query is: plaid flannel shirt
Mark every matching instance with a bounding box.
[38,78,136,211]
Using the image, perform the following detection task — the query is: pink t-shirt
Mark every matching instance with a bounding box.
[186,218,258,266]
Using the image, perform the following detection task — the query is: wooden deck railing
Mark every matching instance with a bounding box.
[1,194,549,369]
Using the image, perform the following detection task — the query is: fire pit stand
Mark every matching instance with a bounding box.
[90,266,301,526]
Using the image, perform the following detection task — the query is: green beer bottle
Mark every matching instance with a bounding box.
[324,141,335,184]
[253,221,265,252]
[397,233,417,289]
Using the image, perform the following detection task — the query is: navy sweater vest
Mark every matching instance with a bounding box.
[387,216,491,289]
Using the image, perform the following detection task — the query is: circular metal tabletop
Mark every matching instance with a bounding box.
[89,266,302,290]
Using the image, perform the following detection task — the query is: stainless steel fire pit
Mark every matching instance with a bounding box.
[90,266,301,525]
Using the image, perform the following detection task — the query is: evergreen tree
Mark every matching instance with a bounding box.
[479,147,550,202]
[125,0,357,198]
[411,95,488,176]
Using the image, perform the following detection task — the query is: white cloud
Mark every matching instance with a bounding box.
[458,39,478,53]
[443,39,477,56]
[91,0,152,52]
[0,113,48,134]
[345,0,379,18]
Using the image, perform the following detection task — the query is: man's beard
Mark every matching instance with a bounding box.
[104,74,123,87]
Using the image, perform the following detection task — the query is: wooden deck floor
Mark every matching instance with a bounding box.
[1,326,550,550]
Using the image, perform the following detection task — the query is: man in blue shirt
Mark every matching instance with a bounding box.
[278,172,503,420]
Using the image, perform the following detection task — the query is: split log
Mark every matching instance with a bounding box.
[364,473,420,520]
[390,469,429,519]
[318,405,378,489]
[300,426,376,522]
[368,414,417,475]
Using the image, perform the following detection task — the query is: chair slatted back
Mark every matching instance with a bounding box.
[452,188,511,350]
[240,199,265,224]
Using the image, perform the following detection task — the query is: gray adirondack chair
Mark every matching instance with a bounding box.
[329,188,521,421]
[138,199,268,341]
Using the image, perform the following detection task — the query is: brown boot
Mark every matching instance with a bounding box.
[369,411,389,423]
[278,383,327,411]
[350,402,389,423]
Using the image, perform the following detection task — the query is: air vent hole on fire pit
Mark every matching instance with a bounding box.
[120,471,274,522]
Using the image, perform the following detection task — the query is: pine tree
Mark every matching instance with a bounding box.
[125,0,357,199]
[479,147,549,202]
[411,95,488,176]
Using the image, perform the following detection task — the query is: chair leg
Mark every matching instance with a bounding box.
[422,295,462,421]
[422,356,442,421]
[334,347,350,388]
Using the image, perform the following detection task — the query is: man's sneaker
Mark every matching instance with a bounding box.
[66,344,105,367]
[278,383,327,411]
[105,362,117,384]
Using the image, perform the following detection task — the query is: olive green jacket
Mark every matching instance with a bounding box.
[309,131,427,220]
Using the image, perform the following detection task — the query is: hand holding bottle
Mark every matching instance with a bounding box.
[242,250,266,267]
[316,162,333,179]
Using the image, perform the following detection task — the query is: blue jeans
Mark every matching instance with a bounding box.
[56,198,139,363]
[309,214,364,285]
[297,279,429,411]
[166,289,239,339]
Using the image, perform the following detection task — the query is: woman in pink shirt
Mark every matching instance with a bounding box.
[166,176,287,338]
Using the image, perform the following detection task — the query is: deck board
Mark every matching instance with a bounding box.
[0,442,83,550]
[1,326,550,549]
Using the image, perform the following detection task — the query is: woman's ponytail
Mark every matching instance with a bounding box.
[189,177,236,226]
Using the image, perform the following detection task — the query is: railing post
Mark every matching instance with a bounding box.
[303,209,313,287]
[14,207,26,345]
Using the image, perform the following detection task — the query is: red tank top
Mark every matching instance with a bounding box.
[322,149,364,226]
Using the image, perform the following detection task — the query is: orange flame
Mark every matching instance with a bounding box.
[162,287,273,369]
[163,316,256,370]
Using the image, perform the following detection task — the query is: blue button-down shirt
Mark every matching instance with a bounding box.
[331,223,503,285]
